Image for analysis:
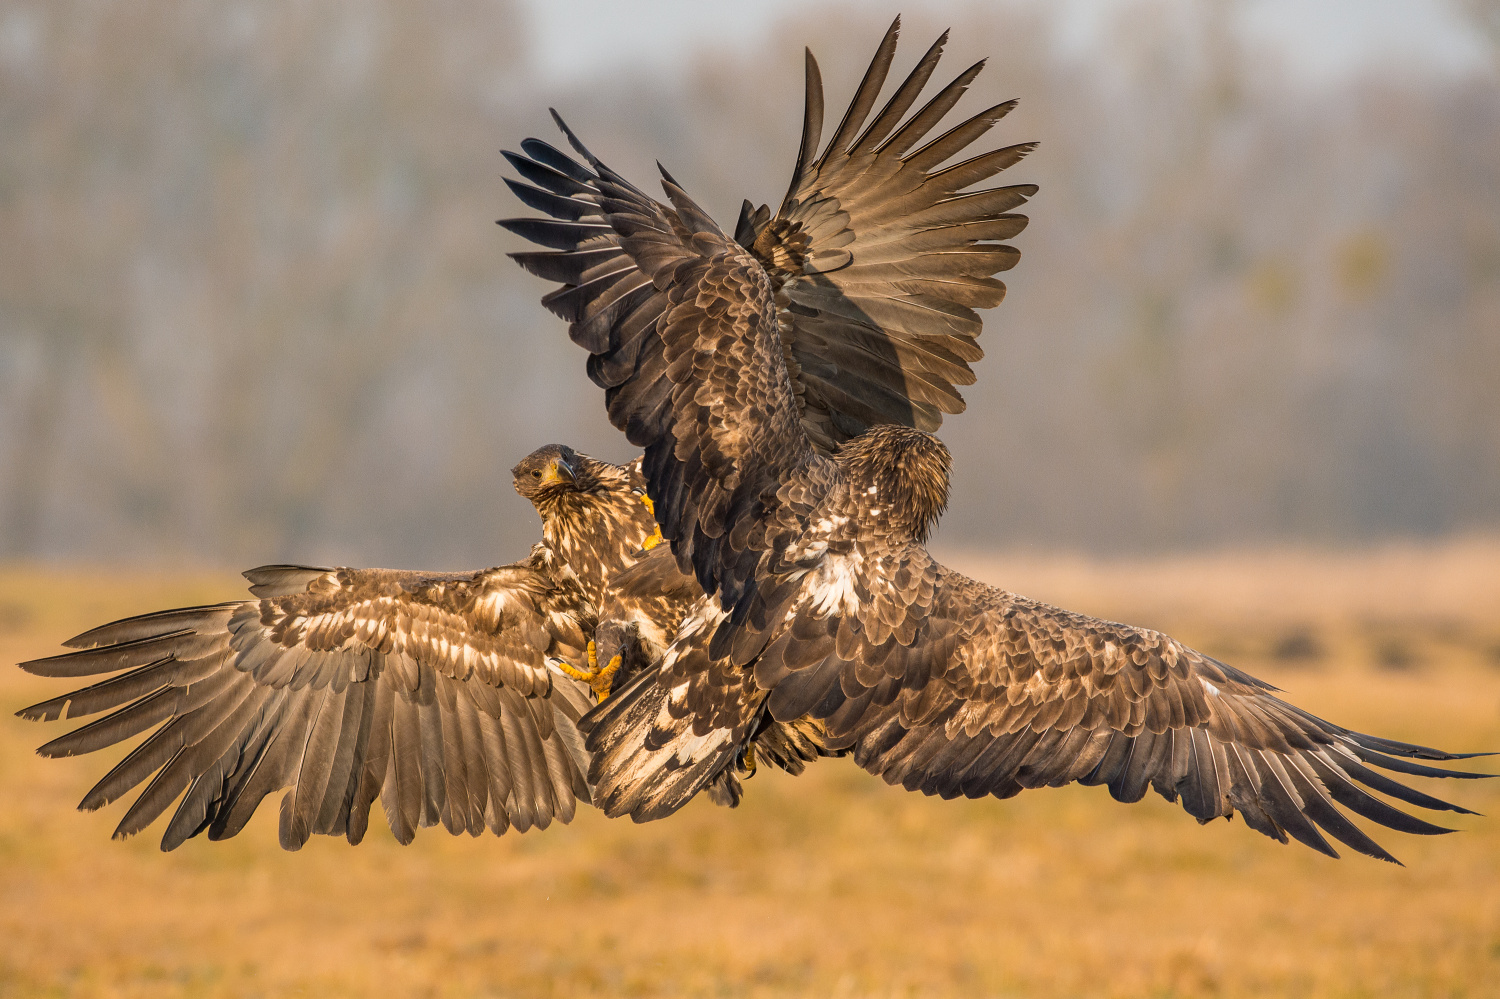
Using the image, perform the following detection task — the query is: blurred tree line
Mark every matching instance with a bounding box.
[1,0,1497,567]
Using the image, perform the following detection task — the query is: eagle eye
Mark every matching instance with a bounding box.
[532,470,541,478]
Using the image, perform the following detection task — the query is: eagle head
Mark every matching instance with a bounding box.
[837,425,952,544]
[511,444,579,501]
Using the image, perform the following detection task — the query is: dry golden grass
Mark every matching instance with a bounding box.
[2,542,1498,999]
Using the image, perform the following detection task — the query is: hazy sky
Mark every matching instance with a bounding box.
[516,0,1490,86]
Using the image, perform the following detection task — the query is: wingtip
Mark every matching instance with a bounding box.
[548,108,597,166]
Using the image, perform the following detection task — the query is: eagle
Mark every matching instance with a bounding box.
[504,27,1491,861]
[15,445,660,850]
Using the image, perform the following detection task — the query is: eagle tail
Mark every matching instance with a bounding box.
[579,664,743,823]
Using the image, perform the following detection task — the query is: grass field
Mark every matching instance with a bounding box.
[2,540,1498,998]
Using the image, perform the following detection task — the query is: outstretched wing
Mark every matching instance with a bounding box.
[501,16,1033,452]
[587,550,1489,857]
[17,556,595,851]
[508,124,829,615]
[747,552,1489,862]
[736,17,1036,449]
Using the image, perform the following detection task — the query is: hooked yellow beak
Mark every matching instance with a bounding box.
[539,457,574,486]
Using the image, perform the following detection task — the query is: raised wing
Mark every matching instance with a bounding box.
[17,555,595,851]
[501,16,1033,452]
[736,17,1036,449]
[507,125,829,616]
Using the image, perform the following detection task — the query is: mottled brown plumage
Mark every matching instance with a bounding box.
[507,28,1490,859]
[16,445,661,850]
[591,545,840,807]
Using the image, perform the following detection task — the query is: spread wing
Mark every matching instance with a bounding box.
[507,126,830,616]
[587,548,1488,858]
[501,16,1033,451]
[747,551,1489,863]
[17,556,595,851]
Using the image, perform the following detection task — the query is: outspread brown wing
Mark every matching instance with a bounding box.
[501,16,1033,451]
[747,551,1489,863]
[17,554,595,851]
[586,545,1487,858]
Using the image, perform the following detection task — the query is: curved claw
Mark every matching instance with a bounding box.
[739,742,758,779]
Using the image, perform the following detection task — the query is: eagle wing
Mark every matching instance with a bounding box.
[17,555,595,851]
[507,127,828,615]
[588,548,1487,858]
[752,550,1487,862]
[501,16,1032,452]
[735,17,1035,449]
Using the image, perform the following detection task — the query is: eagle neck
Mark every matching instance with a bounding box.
[537,482,656,608]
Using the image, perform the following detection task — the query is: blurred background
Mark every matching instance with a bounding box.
[4,8,1499,996]
[1,0,1497,569]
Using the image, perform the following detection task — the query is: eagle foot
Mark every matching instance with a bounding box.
[556,640,622,701]
[738,742,758,779]
[639,493,664,550]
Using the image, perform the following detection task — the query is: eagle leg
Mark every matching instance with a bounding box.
[639,493,664,551]
[738,742,758,780]
[555,640,624,701]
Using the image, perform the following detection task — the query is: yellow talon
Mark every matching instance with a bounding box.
[556,640,623,701]
[639,493,664,551]
[739,742,758,779]
[594,653,622,701]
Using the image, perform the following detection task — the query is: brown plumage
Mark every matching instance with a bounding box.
[16,445,658,850]
[500,15,1035,454]
[510,444,658,607]
[592,545,841,807]
[506,28,1491,860]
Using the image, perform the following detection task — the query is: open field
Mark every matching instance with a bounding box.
[2,540,1499,998]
